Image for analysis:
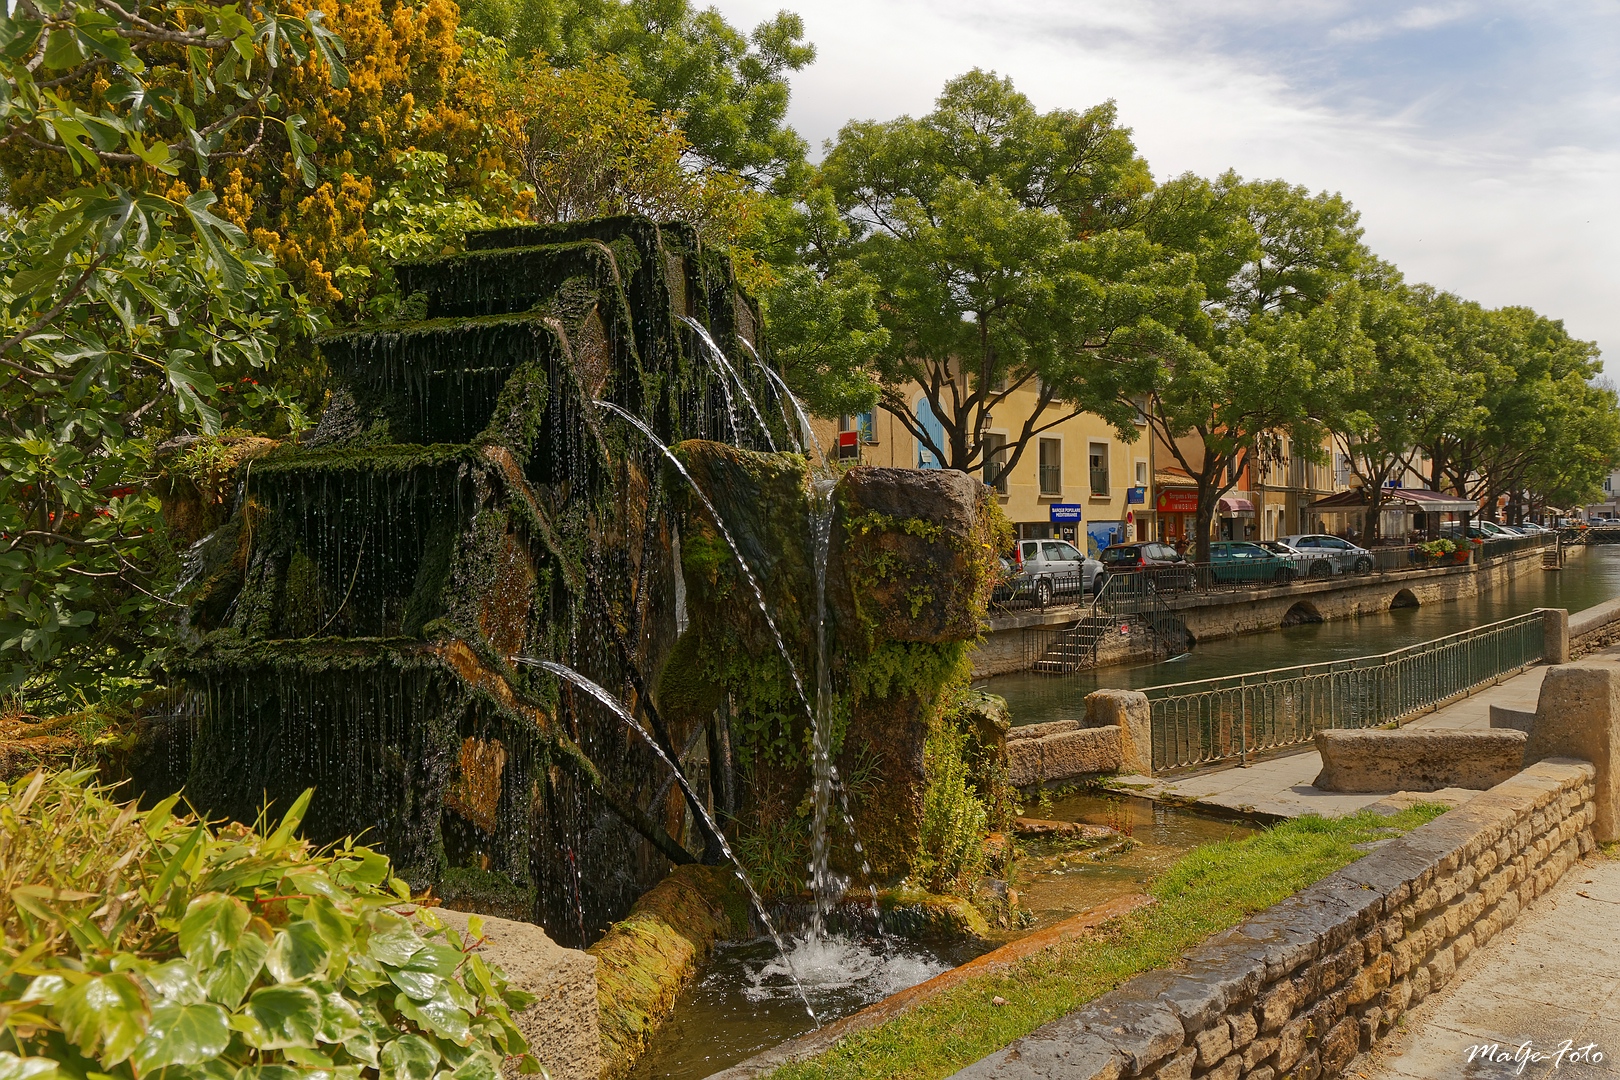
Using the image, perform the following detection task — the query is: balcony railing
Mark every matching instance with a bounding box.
[1038,464,1062,496]
[1089,468,1109,496]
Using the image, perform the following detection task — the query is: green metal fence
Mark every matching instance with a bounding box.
[1146,610,1548,771]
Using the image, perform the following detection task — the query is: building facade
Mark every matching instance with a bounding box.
[824,385,1154,557]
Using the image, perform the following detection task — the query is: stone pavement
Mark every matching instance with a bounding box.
[1118,661,1563,819]
[1359,853,1620,1080]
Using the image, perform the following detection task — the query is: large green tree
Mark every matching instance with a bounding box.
[461,0,815,185]
[804,70,1197,488]
[1330,271,1450,542]
[0,2,341,706]
[1139,171,1367,560]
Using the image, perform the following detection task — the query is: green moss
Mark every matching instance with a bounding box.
[437,866,537,923]
[912,722,989,894]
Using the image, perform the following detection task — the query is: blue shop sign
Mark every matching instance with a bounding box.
[1049,503,1083,523]
[1127,486,1146,504]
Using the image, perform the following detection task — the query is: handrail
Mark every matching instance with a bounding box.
[1147,609,1548,771]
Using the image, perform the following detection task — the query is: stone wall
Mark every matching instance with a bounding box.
[973,544,1550,677]
[1570,595,1620,657]
[1007,722,1121,786]
[955,758,1597,1080]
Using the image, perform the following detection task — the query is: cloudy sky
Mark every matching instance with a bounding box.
[713,0,1620,376]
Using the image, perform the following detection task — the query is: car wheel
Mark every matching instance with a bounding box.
[1354,556,1373,575]
[1035,578,1053,607]
[1308,560,1331,579]
[1273,566,1294,583]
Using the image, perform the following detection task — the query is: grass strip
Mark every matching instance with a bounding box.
[771,804,1448,1080]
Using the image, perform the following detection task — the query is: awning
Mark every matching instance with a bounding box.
[1218,497,1254,515]
[1307,489,1477,514]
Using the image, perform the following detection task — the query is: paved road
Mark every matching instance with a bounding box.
[1360,854,1620,1080]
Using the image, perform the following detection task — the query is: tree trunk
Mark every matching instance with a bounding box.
[1194,494,1217,564]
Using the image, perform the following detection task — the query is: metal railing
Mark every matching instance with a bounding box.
[1026,573,1190,673]
[1146,610,1547,771]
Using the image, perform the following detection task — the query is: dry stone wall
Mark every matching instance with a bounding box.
[955,758,1597,1080]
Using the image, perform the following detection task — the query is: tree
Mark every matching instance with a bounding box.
[0,2,340,706]
[461,0,815,185]
[1522,380,1620,515]
[1139,172,1367,561]
[1331,271,1448,542]
[810,70,1196,487]
[501,55,759,244]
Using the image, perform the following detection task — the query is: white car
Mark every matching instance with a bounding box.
[1279,534,1375,575]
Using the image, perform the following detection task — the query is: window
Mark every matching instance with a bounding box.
[854,410,875,443]
[1088,442,1109,496]
[1135,460,1148,488]
[1038,438,1062,496]
[1607,476,1613,493]
[983,432,1009,495]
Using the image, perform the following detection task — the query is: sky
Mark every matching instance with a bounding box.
[711,0,1620,377]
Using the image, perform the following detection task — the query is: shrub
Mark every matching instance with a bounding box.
[0,769,538,1079]
[912,724,989,894]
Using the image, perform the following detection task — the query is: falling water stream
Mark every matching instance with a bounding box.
[518,658,819,1024]
[680,315,776,452]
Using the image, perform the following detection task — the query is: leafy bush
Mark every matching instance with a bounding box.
[913,725,989,894]
[0,769,537,1079]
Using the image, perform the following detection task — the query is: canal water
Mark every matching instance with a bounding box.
[986,545,1620,727]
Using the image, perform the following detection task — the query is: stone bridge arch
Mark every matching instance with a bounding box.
[1391,588,1420,609]
[1281,600,1324,626]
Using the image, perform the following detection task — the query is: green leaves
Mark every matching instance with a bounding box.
[56,972,149,1064]
[180,893,252,967]
[0,771,538,1079]
[131,1003,231,1071]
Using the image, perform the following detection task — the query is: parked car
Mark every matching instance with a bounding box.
[1256,539,1335,579]
[1279,534,1375,575]
[1094,541,1197,593]
[1003,539,1102,605]
[1208,541,1298,583]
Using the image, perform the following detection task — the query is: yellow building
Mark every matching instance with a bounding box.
[817,383,1154,558]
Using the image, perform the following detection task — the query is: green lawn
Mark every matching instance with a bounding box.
[771,805,1447,1080]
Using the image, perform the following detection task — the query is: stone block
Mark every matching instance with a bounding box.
[1086,688,1153,775]
[1276,1017,1311,1072]
[1313,729,1529,793]
[1007,738,1042,787]
[1249,1068,1276,1080]
[1545,607,1571,664]
[1228,1009,1258,1050]
[1243,1036,1279,1071]
[1346,953,1392,1006]
[1195,1022,1233,1067]
[1008,718,1081,742]
[1298,1049,1322,1080]
[1427,944,1456,991]
[1039,727,1122,782]
[1151,1047,1197,1080]
[1490,704,1538,732]
[1203,1056,1241,1080]
[1258,980,1303,1032]
[1528,663,1618,841]
[952,1027,1127,1080]
[433,909,601,1080]
[1319,1018,1360,1077]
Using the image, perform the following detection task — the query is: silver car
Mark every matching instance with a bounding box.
[1257,539,1335,579]
[1279,534,1375,575]
[1013,539,1103,605]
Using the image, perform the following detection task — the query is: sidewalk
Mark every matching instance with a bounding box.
[1120,660,1563,819]
[1361,853,1620,1080]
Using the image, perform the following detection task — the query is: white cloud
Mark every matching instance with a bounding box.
[714,0,1620,370]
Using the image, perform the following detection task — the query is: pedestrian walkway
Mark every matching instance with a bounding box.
[1119,658,1577,819]
[1360,854,1620,1080]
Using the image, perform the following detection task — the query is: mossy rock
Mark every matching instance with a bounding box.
[587,864,751,1076]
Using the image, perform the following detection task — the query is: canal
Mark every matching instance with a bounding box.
[985,544,1620,726]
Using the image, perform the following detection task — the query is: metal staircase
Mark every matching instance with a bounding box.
[1032,575,1190,674]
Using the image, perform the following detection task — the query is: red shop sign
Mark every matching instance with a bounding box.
[1156,488,1199,513]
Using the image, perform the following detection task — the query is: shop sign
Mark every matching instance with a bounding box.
[1048,503,1083,523]
[1156,488,1199,513]
[1127,486,1146,504]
